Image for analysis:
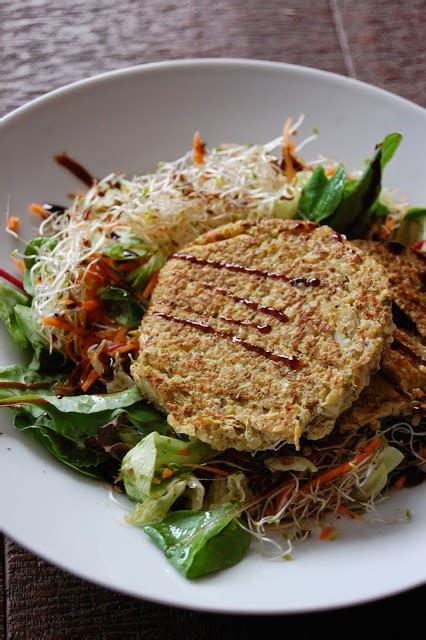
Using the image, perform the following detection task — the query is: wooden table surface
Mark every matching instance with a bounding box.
[1,1,425,637]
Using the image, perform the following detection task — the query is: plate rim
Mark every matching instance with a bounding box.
[1,58,425,614]
[1,57,425,126]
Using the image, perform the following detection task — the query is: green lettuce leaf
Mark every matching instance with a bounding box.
[127,475,205,526]
[0,282,31,349]
[126,252,165,290]
[121,431,214,501]
[13,304,57,370]
[354,446,404,499]
[0,378,168,478]
[99,286,146,326]
[326,133,402,237]
[206,472,248,509]
[23,237,58,295]
[404,207,426,220]
[144,507,251,579]
[264,455,318,473]
[103,233,152,261]
[299,164,347,222]
[394,208,426,247]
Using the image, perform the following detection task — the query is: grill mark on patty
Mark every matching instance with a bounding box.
[153,311,301,369]
[172,252,321,287]
[202,282,289,322]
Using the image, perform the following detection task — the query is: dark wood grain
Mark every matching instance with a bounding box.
[0,0,346,116]
[0,535,4,638]
[1,0,425,637]
[336,0,426,105]
[4,540,425,640]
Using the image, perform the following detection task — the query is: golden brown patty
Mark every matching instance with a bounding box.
[132,219,393,451]
[353,241,426,336]
[340,241,426,431]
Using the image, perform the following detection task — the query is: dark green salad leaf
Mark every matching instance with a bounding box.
[299,164,346,222]
[0,374,168,479]
[325,133,402,237]
[99,286,146,327]
[369,201,389,218]
[404,207,426,220]
[299,133,402,237]
[144,506,251,579]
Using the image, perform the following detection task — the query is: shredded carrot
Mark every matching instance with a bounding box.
[11,256,25,274]
[161,468,174,479]
[62,299,76,307]
[29,203,49,218]
[97,258,129,287]
[193,131,206,165]
[108,342,139,355]
[80,368,100,392]
[95,328,117,339]
[65,335,78,364]
[8,216,20,232]
[326,167,336,177]
[319,526,337,541]
[113,326,128,343]
[336,505,360,519]
[42,316,87,335]
[81,299,102,311]
[116,257,148,272]
[302,436,382,493]
[282,117,296,182]
[394,474,407,489]
[176,449,192,456]
[141,271,159,299]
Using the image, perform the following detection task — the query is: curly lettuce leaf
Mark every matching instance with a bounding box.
[144,506,251,579]
[206,472,248,509]
[127,475,205,526]
[121,431,214,501]
[354,446,404,499]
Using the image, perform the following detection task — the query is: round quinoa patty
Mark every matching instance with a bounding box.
[132,219,393,451]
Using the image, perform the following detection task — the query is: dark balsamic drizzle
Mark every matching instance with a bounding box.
[42,203,67,215]
[331,232,346,244]
[291,276,321,287]
[154,312,300,369]
[54,152,95,187]
[173,252,291,280]
[173,253,321,288]
[203,283,289,322]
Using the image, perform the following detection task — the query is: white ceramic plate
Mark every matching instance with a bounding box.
[0,59,425,614]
